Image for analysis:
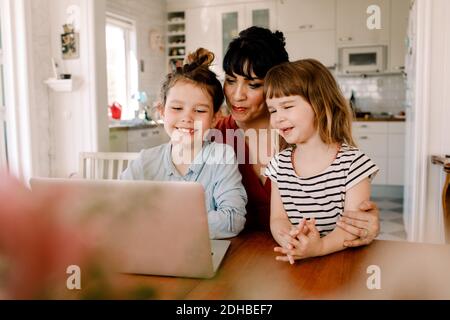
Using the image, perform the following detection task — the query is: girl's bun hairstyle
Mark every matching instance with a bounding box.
[184,48,215,71]
[160,47,224,113]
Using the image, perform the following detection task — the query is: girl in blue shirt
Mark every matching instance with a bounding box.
[121,48,247,239]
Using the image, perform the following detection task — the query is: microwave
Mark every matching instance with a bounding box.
[340,46,386,74]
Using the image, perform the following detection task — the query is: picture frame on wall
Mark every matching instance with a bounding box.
[61,24,79,60]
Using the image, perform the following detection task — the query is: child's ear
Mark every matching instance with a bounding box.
[155,102,164,119]
[211,112,220,128]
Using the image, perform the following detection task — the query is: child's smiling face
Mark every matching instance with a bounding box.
[266,95,317,145]
[161,81,216,146]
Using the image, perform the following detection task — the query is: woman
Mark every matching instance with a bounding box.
[215,26,379,247]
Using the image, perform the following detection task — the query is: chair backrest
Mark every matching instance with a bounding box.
[79,152,139,180]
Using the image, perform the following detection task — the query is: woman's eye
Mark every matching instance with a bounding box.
[195,109,207,113]
[268,109,276,114]
[284,106,293,109]
[225,78,236,84]
[171,107,182,110]
[249,83,262,89]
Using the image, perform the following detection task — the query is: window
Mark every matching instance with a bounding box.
[105,14,138,121]
[0,13,8,169]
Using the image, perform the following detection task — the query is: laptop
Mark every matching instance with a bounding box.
[29,178,231,279]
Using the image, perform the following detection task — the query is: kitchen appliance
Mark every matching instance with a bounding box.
[340,45,387,74]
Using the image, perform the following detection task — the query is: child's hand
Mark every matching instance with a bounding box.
[274,218,324,263]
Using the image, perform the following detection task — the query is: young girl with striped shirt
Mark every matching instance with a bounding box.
[264,59,379,263]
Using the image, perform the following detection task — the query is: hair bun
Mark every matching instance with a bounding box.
[184,48,215,71]
[273,30,286,48]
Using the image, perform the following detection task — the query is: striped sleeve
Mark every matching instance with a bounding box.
[345,151,379,190]
[264,154,279,182]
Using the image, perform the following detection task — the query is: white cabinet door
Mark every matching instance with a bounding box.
[354,133,389,158]
[388,157,404,185]
[336,0,390,46]
[277,0,335,32]
[371,156,388,185]
[109,130,128,152]
[389,0,410,72]
[186,7,221,75]
[285,30,336,67]
[245,1,277,30]
[388,133,406,158]
[128,127,167,152]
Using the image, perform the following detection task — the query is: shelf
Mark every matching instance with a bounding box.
[168,55,185,59]
[168,20,185,25]
[167,32,185,36]
[45,78,73,92]
[168,43,186,48]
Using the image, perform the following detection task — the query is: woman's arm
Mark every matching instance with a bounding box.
[338,201,380,247]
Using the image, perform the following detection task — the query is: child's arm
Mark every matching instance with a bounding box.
[270,181,295,248]
[274,178,371,261]
[319,177,372,255]
[208,146,247,239]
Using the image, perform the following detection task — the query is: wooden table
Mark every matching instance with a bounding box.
[121,231,450,299]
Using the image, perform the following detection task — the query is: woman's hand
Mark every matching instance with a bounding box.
[336,200,380,247]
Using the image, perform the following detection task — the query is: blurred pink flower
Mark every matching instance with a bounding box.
[0,172,154,299]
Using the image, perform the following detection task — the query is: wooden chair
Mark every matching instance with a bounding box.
[79,152,139,180]
[431,155,450,242]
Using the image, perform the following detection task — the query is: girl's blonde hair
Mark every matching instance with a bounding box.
[264,59,356,147]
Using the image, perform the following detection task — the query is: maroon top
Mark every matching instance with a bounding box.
[215,115,271,231]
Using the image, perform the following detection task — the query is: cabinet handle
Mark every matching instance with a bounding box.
[339,36,353,41]
[359,136,369,140]
[299,25,307,29]
[141,132,149,138]
[359,125,368,128]
[152,130,160,135]
[308,24,313,29]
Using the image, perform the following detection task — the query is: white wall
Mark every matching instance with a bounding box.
[408,0,450,243]
[106,0,166,103]
[422,0,450,243]
[22,0,109,178]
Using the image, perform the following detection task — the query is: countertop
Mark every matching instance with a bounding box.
[109,119,164,131]
[354,116,405,122]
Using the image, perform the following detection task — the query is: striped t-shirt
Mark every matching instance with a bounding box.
[264,144,379,236]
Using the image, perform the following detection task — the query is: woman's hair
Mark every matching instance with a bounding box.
[264,59,356,147]
[223,26,289,79]
[160,48,224,113]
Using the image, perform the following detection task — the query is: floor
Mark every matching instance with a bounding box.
[374,197,407,241]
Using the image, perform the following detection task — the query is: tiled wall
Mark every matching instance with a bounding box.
[336,74,407,115]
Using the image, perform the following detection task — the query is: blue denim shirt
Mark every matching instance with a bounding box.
[120,141,247,239]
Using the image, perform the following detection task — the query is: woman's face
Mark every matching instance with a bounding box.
[223,71,268,124]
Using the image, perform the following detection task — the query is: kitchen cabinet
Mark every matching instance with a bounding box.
[185,1,276,79]
[389,0,410,72]
[336,0,390,47]
[277,0,335,32]
[109,129,128,152]
[353,121,405,186]
[127,127,169,152]
[109,127,170,152]
[278,0,336,67]
[284,30,336,68]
